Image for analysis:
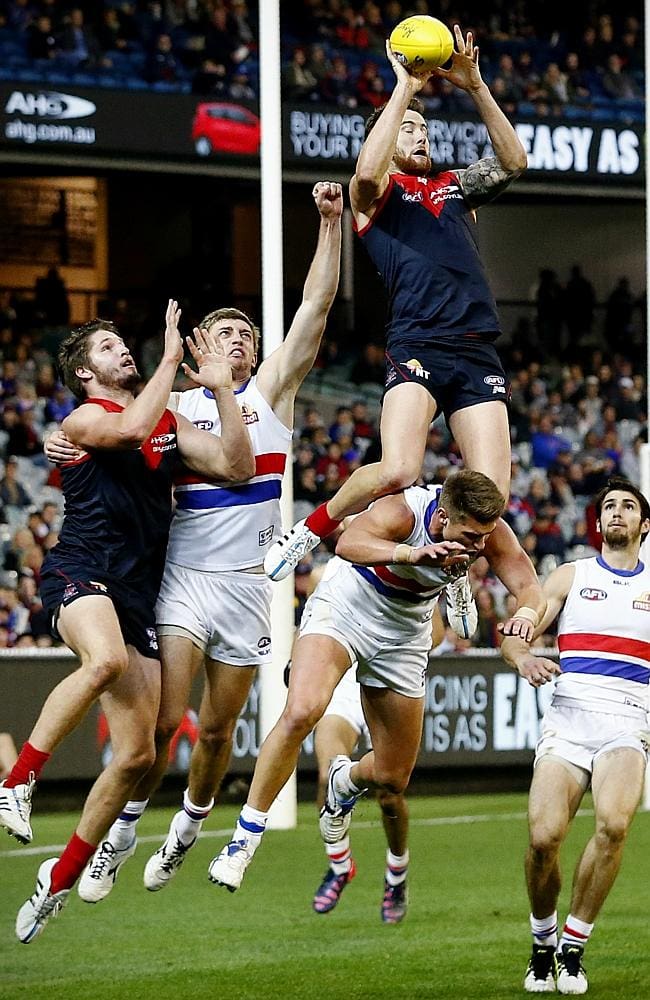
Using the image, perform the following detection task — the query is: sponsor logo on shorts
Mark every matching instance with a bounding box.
[580,587,607,601]
[385,368,397,386]
[259,525,274,546]
[89,580,108,593]
[151,432,177,453]
[403,358,430,380]
[193,419,214,431]
[257,636,271,654]
[241,404,259,425]
[146,627,159,651]
[62,583,78,601]
[632,590,650,611]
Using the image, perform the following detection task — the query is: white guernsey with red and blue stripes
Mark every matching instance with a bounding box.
[319,485,454,641]
[166,377,291,571]
[555,555,650,719]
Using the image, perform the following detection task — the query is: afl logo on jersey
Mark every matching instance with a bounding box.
[240,403,259,425]
[580,587,607,601]
[632,591,650,611]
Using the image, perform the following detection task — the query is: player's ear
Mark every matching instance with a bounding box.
[595,518,601,534]
[438,505,448,525]
[75,365,93,384]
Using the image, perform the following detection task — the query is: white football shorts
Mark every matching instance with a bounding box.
[156,562,273,667]
[535,700,650,775]
[298,593,429,699]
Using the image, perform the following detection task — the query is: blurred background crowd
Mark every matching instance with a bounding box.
[0,254,646,651]
[0,1,643,121]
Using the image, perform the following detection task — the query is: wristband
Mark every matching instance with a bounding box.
[513,606,539,627]
[392,543,413,564]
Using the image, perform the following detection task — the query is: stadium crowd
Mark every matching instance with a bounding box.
[0,1,643,121]
[0,260,645,651]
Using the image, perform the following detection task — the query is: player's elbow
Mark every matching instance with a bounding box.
[114,422,150,449]
[507,148,528,175]
[222,449,255,483]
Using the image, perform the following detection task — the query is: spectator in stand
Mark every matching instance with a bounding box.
[328,406,355,444]
[362,2,387,54]
[355,61,387,109]
[473,588,500,648]
[145,32,180,84]
[0,457,31,508]
[564,52,591,104]
[192,58,228,96]
[306,44,332,89]
[350,342,384,385]
[205,6,243,72]
[602,53,640,100]
[531,415,572,469]
[27,15,58,60]
[564,265,595,345]
[57,7,102,68]
[5,408,42,460]
[539,62,569,109]
[319,54,357,107]
[97,6,131,53]
[44,385,75,424]
[282,46,318,101]
[228,69,255,101]
[335,5,369,49]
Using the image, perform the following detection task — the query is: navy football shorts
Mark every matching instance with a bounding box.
[39,566,160,660]
[384,338,509,423]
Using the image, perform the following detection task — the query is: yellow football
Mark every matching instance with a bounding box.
[389,15,454,73]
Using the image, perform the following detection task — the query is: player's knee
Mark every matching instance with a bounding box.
[528,824,563,860]
[596,814,629,849]
[376,460,419,496]
[281,700,323,742]
[84,652,129,695]
[373,764,410,796]
[198,717,236,755]
[154,713,184,748]
[377,788,403,815]
[112,742,156,781]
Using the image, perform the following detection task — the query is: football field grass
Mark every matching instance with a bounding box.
[1,792,648,1000]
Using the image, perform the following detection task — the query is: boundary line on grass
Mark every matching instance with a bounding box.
[0,808,596,859]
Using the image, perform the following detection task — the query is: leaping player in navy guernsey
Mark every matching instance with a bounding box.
[2,301,254,942]
[265,25,532,644]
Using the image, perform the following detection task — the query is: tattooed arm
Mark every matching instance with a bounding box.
[435,26,527,208]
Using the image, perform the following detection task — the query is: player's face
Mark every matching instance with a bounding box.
[208,319,256,377]
[599,491,647,549]
[443,515,498,554]
[393,111,431,174]
[85,330,140,390]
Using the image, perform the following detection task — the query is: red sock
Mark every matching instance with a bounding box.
[50,833,97,893]
[3,742,50,788]
[305,503,342,539]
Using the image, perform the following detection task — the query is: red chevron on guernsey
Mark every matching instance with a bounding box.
[558,632,650,660]
[374,565,438,594]
[174,452,286,486]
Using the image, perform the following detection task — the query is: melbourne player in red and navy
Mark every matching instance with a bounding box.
[265,26,536,651]
[4,302,254,943]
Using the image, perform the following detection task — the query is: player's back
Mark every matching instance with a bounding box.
[357,171,500,348]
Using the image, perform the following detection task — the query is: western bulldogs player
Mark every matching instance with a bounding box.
[502,477,650,995]
[264,26,530,647]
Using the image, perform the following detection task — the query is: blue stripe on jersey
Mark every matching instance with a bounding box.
[353,565,432,604]
[560,656,650,684]
[175,480,281,510]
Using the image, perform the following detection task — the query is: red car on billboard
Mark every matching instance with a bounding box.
[192,102,261,156]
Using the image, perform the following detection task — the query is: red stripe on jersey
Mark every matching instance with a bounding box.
[374,565,434,594]
[174,451,286,486]
[558,632,650,660]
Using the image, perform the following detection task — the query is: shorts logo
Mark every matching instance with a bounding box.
[403,358,430,381]
[257,636,271,654]
[146,627,159,651]
[240,404,259,425]
[484,375,505,385]
[62,583,78,601]
[580,587,607,601]
[89,580,108,593]
[632,591,650,611]
[193,419,214,431]
[385,368,397,386]
[259,525,274,546]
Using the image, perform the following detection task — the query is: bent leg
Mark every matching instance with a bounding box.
[351,686,424,796]
[569,747,645,923]
[449,400,511,499]
[326,384,436,520]
[247,635,351,811]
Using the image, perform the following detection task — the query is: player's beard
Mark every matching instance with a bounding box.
[604,524,637,549]
[393,147,431,175]
[93,364,141,392]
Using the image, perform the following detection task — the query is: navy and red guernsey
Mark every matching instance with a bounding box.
[356,171,500,350]
[44,398,179,604]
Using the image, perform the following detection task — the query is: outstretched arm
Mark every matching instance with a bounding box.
[256,181,343,422]
[437,26,527,207]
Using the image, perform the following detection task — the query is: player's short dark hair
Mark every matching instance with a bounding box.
[200,307,260,353]
[364,97,425,139]
[440,470,506,525]
[594,476,650,536]
[57,319,121,400]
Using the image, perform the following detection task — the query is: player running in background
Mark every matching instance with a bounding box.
[209,471,550,894]
[501,476,650,995]
[264,27,528,642]
[63,182,343,903]
[1,306,253,942]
